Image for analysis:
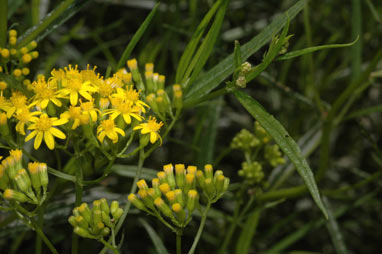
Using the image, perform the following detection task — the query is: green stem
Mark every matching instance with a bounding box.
[35,208,43,254]
[99,149,145,254]
[32,0,40,25]
[17,0,75,47]
[188,201,212,254]
[184,88,228,108]
[219,199,241,253]
[30,218,58,254]
[176,232,182,254]
[0,0,7,47]
[72,150,83,254]
[99,239,119,254]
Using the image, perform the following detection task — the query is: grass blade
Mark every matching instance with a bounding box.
[175,0,222,83]
[111,165,157,180]
[139,218,169,254]
[184,0,229,89]
[0,0,7,47]
[276,37,359,61]
[116,2,160,70]
[184,0,307,104]
[235,208,262,254]
[234,90,328,218]
[324,198,348,254]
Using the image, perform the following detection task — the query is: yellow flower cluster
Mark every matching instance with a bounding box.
[128,163,229,228]
[0,60,167,150]
[0,30,38,85]
[68,199,123,239]
[0,149,49,205]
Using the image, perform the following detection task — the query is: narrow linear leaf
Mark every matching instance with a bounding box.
[48,167,76,182]
[235,208,262,254]
[112,165,157,180]
[17,0,89,47]
[0,0,7,47]
[139,218,169,254]
[276,37,359,61]
[117,3,160,69]
[234,90,328,218]
[175,0,222,83]
[184,0,307,104]
[324,198,348,254]
[346,105,382,119]
[184,0,229,88]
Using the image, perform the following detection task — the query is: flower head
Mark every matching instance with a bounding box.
[133,116,163,144]
[25,114,68,150]
[97,117,125,144]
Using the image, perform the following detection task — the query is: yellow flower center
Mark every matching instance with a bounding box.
[66,79,82,91]
[81,101,94,111]
[16,109,31,123]
[147,117,163,131]
[10,92,27,107]
[68,106,81,118]
[36,114,52,131]
[101,119,115,132]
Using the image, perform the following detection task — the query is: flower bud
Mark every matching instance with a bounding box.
[3,189,29,202]
[154,197,174,219]
[163,164,176,189]
[215,175,225,195]
[187,165,197,175]
[93,200,101,211]
[152,178,161,196]
[165,190,176,205]
[74,227,95,239]
[204,178,216,197]
[78,203,92,224]
[159,183,171,195]
[172,203,186,223]
[101,211,113,228]
[28,162,41,192]
[175,164,185,189]
[157,171,167,184]
[38,163,49,188]
[137,179,149,190]
[204,164,213,179]
[101,227,110,237]
[158,75,165,90]
[93,209,102,226]
[196,170,206,189]
[14,169,32,193]
[174,189,184,207]
[112,208,123,221]
[68,216,77,227]
[183,173,195,194]
[100,198,109,215]
[128,193,146,210]
[138,189,154,209]
[187,190,198,213]
[75,215,89,229]
[92,221,104,235]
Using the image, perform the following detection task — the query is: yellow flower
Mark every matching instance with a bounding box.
[80,100,99,122]
[59,79,98,106]
[60,106,87,130]
[105,97,143,125]
[30,76,62,109]
[15,107,41,135]
[25,114,68,150]
[97,117,125,143]
[133,116,164,144]
[113,86,148,113]
[6,91,28,118]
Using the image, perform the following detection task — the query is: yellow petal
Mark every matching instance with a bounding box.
[70,92,78,105]
[52,118,68,126]
[25,130,38,142]
[97,132,106,143]
[44,131,55,150]
[41,99,49,109]
[50,127,66,139]
[115,128,125,136]
[34,131,43,149]
[122,114,132,124]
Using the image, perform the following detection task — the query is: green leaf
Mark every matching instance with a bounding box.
[139,218,169,254]
[346,105,382,119]
[0,0,7,47]
[116,3,160,70]
[235,208,262,254]
[48,167,76,182]
[276,37,359,61]
[175,0,222,83]
[17,0,89,47]
[111,165,157,180]
[183,0,229,89]
[324,198,348,254]
[234,90,328,218]
[245,18,290,82]
[184,0,307,104]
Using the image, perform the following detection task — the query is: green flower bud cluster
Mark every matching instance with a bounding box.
[265,144,286,167]
[68,199,123,239]
[0,150,48,204]
[238,161,264,184]
[129,163,229,229]
[235,62,251,88]
[231,121,285,184]
[126,59,183,118]
[230,129,260,151]
[0,29,38,86]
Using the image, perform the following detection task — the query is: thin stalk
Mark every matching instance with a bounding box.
[188,201,212,254]
[32,0,40,25]
[0,0,7,47]
[17,0,75,47]
[30,218,59,254]
[99,149,145,254]
[176,232,182,254]
[35,208,44,254]
[184,88,228,109]
[72,150,83,254]
[219,199,241,253]
[99,239,119,254]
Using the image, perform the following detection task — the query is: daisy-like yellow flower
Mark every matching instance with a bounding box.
[133,116,164,144]
[97,117,125,143]
[7,91,28,118]
[105,97,143,125]
[25,114,68,150]
[59,78,98,106]
[15,107,41,135]
[31,76,62,109]
[80,100,99,122]
[114,86,148,113]
[60,106,88,130]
